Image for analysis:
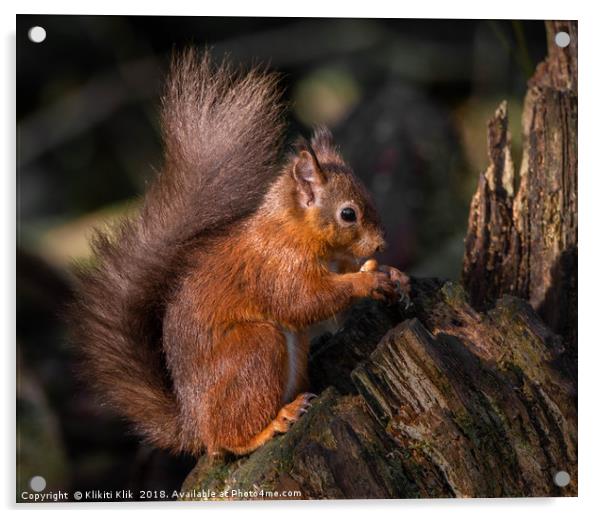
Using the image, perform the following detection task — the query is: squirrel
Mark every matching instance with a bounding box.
[70,49,407,459]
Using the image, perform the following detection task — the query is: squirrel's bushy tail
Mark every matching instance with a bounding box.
[70,49,285,453]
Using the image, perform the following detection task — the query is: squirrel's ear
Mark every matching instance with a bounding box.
[293,150,325,208]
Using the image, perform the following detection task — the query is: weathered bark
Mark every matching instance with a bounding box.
[181,280,576,499]
[357,280,576,498]
[462,21,578,359]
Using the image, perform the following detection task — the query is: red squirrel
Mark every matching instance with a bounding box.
[70,49,405,458]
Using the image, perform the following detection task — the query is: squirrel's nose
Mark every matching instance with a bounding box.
[375,238,387,254]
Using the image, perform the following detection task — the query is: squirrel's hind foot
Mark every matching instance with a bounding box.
[223,392,317,456]
[273,392,317,433]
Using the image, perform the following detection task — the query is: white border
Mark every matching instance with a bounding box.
[3,1,599,516]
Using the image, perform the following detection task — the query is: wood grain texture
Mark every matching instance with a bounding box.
[462,21,577,359]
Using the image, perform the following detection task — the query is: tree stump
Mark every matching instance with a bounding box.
[462,21,578,362]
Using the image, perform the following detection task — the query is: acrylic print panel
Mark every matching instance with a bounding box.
[16,15,577,502]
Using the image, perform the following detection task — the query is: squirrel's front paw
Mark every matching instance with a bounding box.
[366,271,399,302]
[356,261,411,303]
[378,265,411,296]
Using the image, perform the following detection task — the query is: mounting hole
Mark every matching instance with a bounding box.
[555,31,570,48]
[28,26,46,43]
[554,470,571,487]
[29,475,46,492]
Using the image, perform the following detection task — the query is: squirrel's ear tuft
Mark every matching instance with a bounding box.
[310,126,335,152]
[293,150,325,208]
[310,126,345,165]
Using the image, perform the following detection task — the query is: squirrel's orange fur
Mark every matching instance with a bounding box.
[70,49,402,457]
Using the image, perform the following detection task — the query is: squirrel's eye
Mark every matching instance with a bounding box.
[340,207,357,223]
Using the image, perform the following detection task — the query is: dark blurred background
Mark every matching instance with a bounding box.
[16,15,547,500]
